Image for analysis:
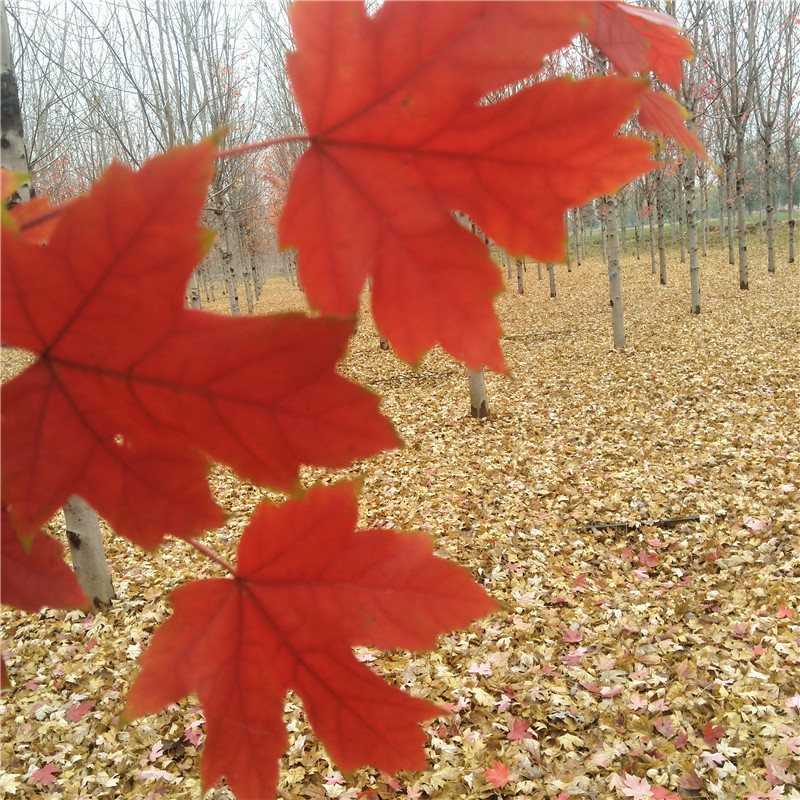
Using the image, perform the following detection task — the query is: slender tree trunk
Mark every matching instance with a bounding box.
[718,177,726,251]
[725,155,736,265]
[216,210,240,314]
[64,496,115,610]
[648,198,656,275]
[236,223,254,314]
[516,258,524,295]
[657,172,667,286]
[467,367,489,419]
[572,210,581,265]
[536,261,542,280]
[735,131,749,290]
[764,133,775,274]
[788,134,796,264]
[547,263,556,298]
[685,122,700,314]
[186,272,202,309]
[604,194,626,348]
[600,205,608,264]
[677,164,686,264]
[700,165,708,256]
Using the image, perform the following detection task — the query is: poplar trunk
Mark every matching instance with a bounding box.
[684,123,701,314]
[735,132,749,290]
[604,195,626,349]
[467,368,489,419]
[64,497,116,610]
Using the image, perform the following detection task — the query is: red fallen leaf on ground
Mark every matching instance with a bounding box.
[124,483,497,799]
[1,140,399,548]
[507,717,533,741]
[702,722,725,746]
[1,508,87,612]
[281,1,686,371]
[484,760,513,789]
[30,763,59,786]
[66,700,93,723]
[677,768,704,790]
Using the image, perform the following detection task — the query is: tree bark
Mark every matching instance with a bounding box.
[604,194,626,349]
[656,170,667,286]
[64,496,116,610]
[735,131,749,290]
[515,258,524,295]
[685,122,701,314]
[467,367,489,419]
[186,271,202,309]
[764,133,775,274]
[547,262,556,298]
[0,0,31,201]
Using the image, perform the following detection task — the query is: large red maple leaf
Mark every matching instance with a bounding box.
[1,141,399,548]
[125,483,497,799]
[280,1,689,371]
[0,507,87,612]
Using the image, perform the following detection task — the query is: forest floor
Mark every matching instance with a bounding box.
[2,241,800,800]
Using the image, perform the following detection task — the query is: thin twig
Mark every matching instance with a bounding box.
[572,515,702,532]
[187,538,236,576]
[217,134,310,161]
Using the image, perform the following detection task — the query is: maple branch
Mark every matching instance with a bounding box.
[217,135,310,161]
[187,538,236,576]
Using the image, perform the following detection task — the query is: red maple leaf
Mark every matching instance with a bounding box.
[1,508,87,612]
[702,722,725,746]
[30,763,59,786]
[1,140,399,548]
[281,2,677,371]
[638,91,706,157]
[124,483,497,798]
[66,700,93,723]
[590,3,692,90]
[507,717,533,741]
[484,760,513,789]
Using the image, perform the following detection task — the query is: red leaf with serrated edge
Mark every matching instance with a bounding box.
[702,722,724,746]
[1,508,87,612]
[1,141,399,548]
[639,90,706,158]
[281,1,682,371]
[484,761,513,789]
[590,3,692,91]
[124,483,497,799]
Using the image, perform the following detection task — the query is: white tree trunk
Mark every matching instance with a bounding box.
[764,132,775,274]
[547,262,556,298]
[684,122,701,315]
[0,0,31,201]
[64,496,115,610]
[467,367,489,419]
[186,271,202,309]
[735,131,749,290]
[604,194,626,349]
[656,171,667,286]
